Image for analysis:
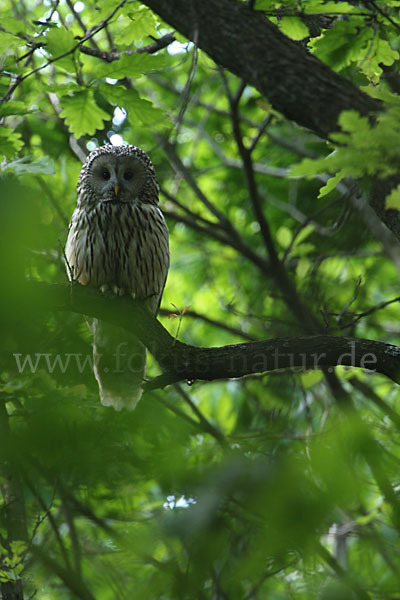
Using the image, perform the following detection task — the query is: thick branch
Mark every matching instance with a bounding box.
[140,0,381,138]
[142,1,400,250]
[28,282,400,387]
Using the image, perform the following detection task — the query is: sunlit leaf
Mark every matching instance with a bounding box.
[279,17,309,41]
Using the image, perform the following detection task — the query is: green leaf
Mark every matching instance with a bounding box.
[290,156,328,178]
[0,128,24,158]
[385,184,400,211]
[0,101,34,118]
[308,19,370,71]
[356,509,379,525]
[46,26,76,58]
[47,82,85,96]
[279,17,309,41]
[296,257,310,280]
[0,570,12,583]
[93,53,168,79]
[253,0,275,9]
[2,156,56,176]
[293,106,400,190]
[1,15,30,36]
[361,38,399,84]
[0,30,20,53]
[293,224,315,246]
[300,369,323,388]
[45,26,76,70]
[59,90,110,137]
[318,172,344,197]
[114,9,158,46]
[276,225,292,249]
[304,0,357,14]
[10,541,27,556]
[292,242,315,256]
[91,0,123,21]
[100,84,167,125]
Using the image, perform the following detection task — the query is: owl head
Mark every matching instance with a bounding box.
[77,144,159,206]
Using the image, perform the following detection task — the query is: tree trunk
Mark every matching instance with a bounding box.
[141,0,381,138]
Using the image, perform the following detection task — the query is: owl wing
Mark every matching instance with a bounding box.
[127,204,169,315]
[65,208,91,286]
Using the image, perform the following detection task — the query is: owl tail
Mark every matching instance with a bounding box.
[91,319,146,411]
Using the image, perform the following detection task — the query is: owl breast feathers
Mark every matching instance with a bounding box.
[65,144,169,409]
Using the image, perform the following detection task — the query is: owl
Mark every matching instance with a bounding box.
[65,144,169,410]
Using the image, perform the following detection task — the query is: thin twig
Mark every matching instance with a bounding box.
[365,0,400,31]
[173,384,227,446]
[336,295,400,330]
[223,73,319,331]
[35,176,69,226]
[2,0,127,103]
[174,30,198,140]
[160,186,226,231]
[349,376,400,429]
[248,115,273,153]
[79,32,176,62]
[163,208,272,276]
[25,478,72,572]
[317,542,370,600]
[150,391,207,431]
[159,306,258,341]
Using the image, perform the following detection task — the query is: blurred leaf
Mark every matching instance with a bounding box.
[0,30,20,53]
[114,8,158,45]
[45,26,76,70]
[0,128,23,158]
[293,224,315,246]
[3,156,56,175]
[93,52,168,79]
[45,26,76,57]
[0,101,35,117]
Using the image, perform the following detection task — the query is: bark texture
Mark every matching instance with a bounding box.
[141,0,400,247]
[141,0,381,138]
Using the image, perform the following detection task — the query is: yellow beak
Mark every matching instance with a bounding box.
[114,184,119,196]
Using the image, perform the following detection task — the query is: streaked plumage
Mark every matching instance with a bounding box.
[65,144,169,410]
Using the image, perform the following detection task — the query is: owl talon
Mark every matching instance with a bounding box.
[112,286,125,296]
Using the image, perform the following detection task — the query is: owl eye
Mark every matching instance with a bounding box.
[124,170,134,181]
[102,170,110,180]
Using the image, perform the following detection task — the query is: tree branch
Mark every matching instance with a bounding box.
[224,74,320,332]
[26,282,400,388]
[3,0,128,103]
[140,0,381,138]
[140,0,400,241]
[78,32,176,62]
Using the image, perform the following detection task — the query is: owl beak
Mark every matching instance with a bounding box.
[114,184,120,197]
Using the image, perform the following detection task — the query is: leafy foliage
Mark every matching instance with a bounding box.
[1,0,400,599]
